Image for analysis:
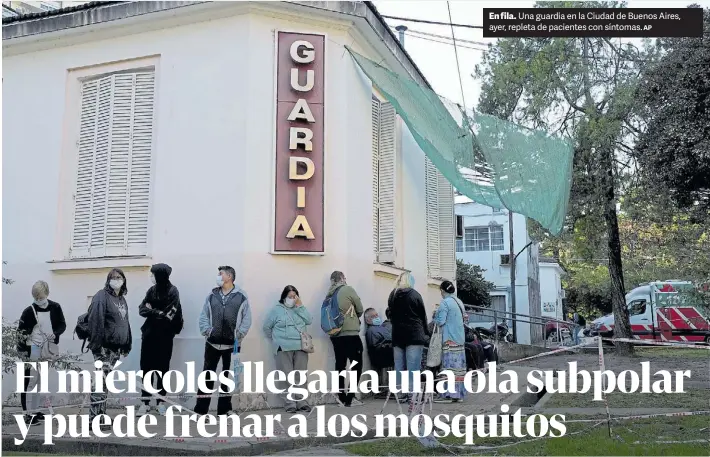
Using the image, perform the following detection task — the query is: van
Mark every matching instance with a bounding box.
[589,281,710,344]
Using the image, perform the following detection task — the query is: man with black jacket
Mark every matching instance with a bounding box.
[16,280,66,426]
[137,263,184,415]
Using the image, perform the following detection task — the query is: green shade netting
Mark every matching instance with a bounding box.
[347,47,574,235]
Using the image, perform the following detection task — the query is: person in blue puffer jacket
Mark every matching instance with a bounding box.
[263,285,312,413]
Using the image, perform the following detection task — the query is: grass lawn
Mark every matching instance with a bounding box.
[635,347,710,359]
[344,416,710,456]
[545,388,710,409]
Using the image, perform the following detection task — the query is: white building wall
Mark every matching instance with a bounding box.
[2,8,446,406]
[454,199,532,343]
[540,263,564,321]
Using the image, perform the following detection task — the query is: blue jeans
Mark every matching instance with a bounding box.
[573,325,581,345]
[393,345,424,396]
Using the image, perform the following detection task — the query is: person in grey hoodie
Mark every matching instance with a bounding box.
[87,268,132,422]
[194,265,252,416]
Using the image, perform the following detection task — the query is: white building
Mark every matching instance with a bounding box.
[2,1,456,407]
[455,197,563,344]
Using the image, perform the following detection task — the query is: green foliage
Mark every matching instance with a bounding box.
[455,259,494,308]
[633,7,710,212]
[2,319,84,374]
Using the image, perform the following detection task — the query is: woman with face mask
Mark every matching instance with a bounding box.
[16,280,66,426]
[262,285,312,413]
[87,268,132,424]
[432,280,467,403]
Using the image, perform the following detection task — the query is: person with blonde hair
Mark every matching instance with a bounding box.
[17,280,66,426]
[386,272,429,403]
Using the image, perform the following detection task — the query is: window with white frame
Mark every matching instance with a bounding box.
[459,225,505,252]
[372,95,397,264]
[425,157,455,280]
[70,69,156,259]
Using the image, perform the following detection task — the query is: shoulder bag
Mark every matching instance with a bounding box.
[32,306,59,360]
[286,307,314,353]
[426,323,443,368]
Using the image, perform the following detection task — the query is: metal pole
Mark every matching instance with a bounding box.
[509,211,517,342]
[395,25,408,47]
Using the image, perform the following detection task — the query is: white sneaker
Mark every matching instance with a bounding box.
[157,404,168,416]
[137,404,150,415]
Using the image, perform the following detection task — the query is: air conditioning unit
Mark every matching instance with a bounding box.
[455,215,464,239]
[500,254,510,265]
[560,289,566,299]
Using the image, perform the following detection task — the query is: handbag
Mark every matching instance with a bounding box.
[426,324,443,368]
[32,305,59,360]
[286,307,315,353]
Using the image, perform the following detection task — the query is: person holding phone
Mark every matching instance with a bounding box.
[263,285,313,413]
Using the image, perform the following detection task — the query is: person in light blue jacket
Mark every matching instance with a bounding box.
[432,280,467,403]
[263,285,312,413]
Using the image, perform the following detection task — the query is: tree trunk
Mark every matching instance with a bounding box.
[601,148,634,356]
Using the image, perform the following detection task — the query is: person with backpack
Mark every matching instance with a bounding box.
[263,285,313,413]
[137,263,183,416]
[16,280,66,426]
[432,280,467,404]
[195,265,251,416]
[322,271,363,407]
[87,269,132,423]
[386,272,429,404]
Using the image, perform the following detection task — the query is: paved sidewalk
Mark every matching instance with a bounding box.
[3,369,532,456]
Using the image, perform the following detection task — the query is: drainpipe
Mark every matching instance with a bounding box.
[395,25,408,48]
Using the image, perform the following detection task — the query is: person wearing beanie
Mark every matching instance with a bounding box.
[432,280,467,403]
[137,263,183,415]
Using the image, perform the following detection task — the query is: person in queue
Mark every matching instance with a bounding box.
[17,280,66,426]
[432,280,467,403]
[364,308,394,379]
[137,263,184,415]
[87,269,132,423]
[195,266,251,416]
[263,285,313,413]
[386,272,429,403]
[326,271,364,407]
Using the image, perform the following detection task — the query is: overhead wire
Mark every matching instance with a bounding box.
[446,1,468,111]
[380,13,483,29]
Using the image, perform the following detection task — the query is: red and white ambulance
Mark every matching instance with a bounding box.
[589,281,710,344]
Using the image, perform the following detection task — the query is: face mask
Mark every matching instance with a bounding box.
[35,298,49,309]
[216,276,225,287]
[284,298,296,308]
[372,317,382,326]
[110,279,124,291]
[150,274,156,285]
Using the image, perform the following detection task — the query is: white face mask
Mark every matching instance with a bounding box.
[110,279,124,291]
[35,298,49,309]
[216,276,225,287]
[284,298,296,308]
[150,274,156,285]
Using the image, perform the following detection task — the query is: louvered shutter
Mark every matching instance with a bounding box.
[372,97,380,255]
[70,70,155,258]
[425,157,440,278]
[437,170,455,281]
[377,101,396,263]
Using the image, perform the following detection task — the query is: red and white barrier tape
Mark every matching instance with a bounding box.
[604,338,710,348]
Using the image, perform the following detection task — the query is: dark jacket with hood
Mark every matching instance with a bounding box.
[387,287,430,348]
[365,320,394,369]
[16,301,67,356]
[139,263,184,338]
[87,273,132,353]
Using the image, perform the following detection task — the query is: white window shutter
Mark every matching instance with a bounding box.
[437,169,455,281]
[425,157,440,278]
[70,70,155,258]
[372,97,380,255]
[377,101,396,263]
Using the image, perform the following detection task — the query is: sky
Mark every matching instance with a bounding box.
[373,0,709,111]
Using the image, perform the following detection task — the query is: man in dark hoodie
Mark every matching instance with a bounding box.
[326,271,364,407]
[137,263,183,416]
[87,268,132,423]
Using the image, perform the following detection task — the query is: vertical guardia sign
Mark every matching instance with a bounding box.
[273,32,325,253]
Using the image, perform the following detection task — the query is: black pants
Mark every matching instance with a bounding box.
[140,335,174,405]
[330,335,363,405]
[193,343,234,415]
[465,342,485,370]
